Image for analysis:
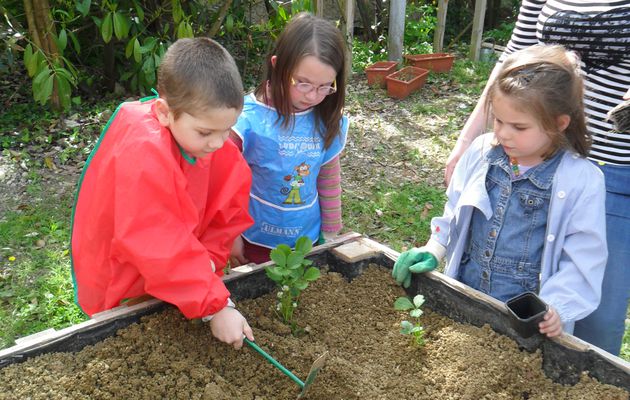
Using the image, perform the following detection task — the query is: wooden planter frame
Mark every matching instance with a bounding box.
[1,233,628,392]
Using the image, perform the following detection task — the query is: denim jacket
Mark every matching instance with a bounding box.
[429,134,607,332]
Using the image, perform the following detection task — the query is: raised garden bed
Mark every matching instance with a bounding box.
[1,234,628,399]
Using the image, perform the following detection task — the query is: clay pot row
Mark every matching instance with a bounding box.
[364,53,455,100]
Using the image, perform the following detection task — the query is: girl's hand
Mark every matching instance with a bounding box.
[538,307,562,338]
[229,236,248,267]
[321,230,338,243]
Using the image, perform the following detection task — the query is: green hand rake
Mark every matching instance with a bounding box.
[244,338,328,399]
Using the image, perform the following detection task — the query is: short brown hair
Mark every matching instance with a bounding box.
[256,12,347,149]
[157,37,243,118]
[487,44,591,157]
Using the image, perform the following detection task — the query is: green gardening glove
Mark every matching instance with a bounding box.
[392,248,438,288]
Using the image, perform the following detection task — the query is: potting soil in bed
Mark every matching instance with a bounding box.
[1,265,628,400]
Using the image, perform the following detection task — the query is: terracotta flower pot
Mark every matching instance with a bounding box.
[385,66,429,100]
[365,61,398,88]
[404,53,455,73]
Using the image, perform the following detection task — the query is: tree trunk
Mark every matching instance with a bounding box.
[23,0,61,110]
[22,0,42,49]
[372,0,385,37]
[103,39,116,93]
[208,0,234,37]
[486,0,500,29]
[387,0,405,62]
[356,0,377,42]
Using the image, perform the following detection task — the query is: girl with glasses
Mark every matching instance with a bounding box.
[229,12,349,265]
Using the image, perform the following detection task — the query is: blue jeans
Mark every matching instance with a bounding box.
[574,163,630,356]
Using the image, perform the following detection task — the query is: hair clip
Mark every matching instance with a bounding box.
[513,67,535,84]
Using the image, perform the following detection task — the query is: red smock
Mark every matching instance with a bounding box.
[71,98,253,318]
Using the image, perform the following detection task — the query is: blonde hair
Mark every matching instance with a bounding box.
[486,44,591,157]
[157,37,243,119]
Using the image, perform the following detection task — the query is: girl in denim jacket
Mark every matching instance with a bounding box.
[393,45,607,337]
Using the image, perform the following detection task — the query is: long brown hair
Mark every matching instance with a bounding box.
[486,44,591,157]
[255,12,347,149]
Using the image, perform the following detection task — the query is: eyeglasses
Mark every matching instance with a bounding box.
[291,77,337,96]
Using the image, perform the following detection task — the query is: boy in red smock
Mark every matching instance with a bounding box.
[71,38,254,349]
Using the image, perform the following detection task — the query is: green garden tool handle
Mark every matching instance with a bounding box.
[244,338,305,388]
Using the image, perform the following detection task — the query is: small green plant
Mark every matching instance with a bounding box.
[265,236,320,334]
[394,294,426,347]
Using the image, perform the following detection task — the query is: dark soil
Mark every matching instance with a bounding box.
[1,266,627,400]
[392,70,420,82]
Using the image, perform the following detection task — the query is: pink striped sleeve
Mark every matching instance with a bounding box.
[317,156,342,233]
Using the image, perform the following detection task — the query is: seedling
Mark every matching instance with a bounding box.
[394,294,426,347]
[265,236,320,334]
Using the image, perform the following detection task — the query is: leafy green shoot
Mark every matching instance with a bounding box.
[265,236,320,335]
[394,294,426,347]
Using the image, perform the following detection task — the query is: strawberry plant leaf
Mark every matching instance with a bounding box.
[270,248,287,267]
[400,320,413,334]
[294,280,308,291]
[413,294,425,308]
[287,252,304,268]
[303,267,320,281]
[294,236,312,254]
[410,309,423,318]
[394,296,414,311]
[276,244,292,256]
[265,266,283,282]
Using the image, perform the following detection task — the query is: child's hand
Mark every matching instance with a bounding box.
[210,307,254,349]
[319,230,338,244]
[538,306,562,338]
[229,236,248,267]
[392,248,438,288]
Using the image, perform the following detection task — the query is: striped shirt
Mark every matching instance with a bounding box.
[503,0,630,164]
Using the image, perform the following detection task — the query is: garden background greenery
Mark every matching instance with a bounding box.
[1,0,627,362]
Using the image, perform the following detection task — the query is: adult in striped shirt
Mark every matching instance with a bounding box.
[444,0,630,356]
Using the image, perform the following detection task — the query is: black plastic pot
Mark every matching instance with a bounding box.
[506,292,548,338]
